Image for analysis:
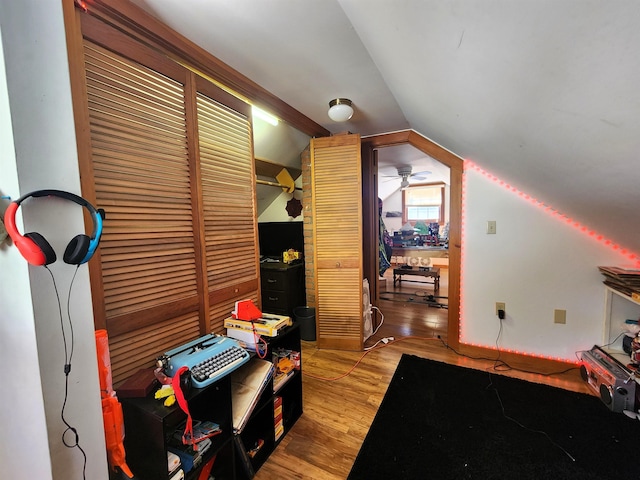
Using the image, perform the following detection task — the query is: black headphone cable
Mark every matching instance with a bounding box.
[45,264,88,479]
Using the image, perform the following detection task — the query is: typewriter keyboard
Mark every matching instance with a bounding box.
[190,344,250,388]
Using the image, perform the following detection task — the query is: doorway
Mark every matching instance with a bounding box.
[362,130,463,350]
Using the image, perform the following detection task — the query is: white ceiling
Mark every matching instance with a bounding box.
[130,0,640,254]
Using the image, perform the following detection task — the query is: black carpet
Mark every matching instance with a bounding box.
[348,354,640,480]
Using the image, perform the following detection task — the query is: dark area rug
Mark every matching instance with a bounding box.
[348,354,640,480]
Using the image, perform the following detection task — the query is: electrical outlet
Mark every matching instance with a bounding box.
[487,220,497,234]
[495,302,505,316]
[554,309,566,324]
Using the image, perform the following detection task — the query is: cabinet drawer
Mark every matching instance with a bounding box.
[261,270,288,292]
[262,292,291,311]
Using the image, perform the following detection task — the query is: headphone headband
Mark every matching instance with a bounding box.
[5,189,103,266]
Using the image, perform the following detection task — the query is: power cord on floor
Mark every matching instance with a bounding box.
[486,374,576,462]
[364,306,385,349]
[436,334,579,377]
[304,335,442,382]
[437,317,585,463]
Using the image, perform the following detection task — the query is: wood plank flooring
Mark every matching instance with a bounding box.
[254,267,592,480]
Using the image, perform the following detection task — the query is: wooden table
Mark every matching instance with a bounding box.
[393,266,440,291]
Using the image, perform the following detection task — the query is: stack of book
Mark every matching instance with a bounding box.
[598,266,640,298]
[274,396,284,442]
[225,313,292,339]
[167,420,220,473]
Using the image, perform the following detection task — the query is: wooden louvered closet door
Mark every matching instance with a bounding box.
[80,16,258,385]
[311,135,364,350]
[194,78,260,329]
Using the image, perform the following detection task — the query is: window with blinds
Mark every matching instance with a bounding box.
[403,184,445,224]
[79,25,259,385]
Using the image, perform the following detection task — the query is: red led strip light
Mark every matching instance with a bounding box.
[464,160,639,264]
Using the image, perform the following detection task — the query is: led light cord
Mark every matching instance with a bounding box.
[44,265,87,479]
[492,312,509,371]
[486,374,576,462]
[437,336,579,377]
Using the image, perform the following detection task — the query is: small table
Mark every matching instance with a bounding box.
[393,267,440,291]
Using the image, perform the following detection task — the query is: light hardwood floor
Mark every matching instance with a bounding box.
[254,267,592,480]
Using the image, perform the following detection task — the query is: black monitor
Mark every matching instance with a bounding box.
[258,221,304,259]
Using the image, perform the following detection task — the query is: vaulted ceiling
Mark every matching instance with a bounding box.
[130,0,640,254]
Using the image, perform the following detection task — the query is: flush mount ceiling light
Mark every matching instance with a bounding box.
[328,98,354,122]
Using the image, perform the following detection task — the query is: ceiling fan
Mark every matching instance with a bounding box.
[383,166,431,189]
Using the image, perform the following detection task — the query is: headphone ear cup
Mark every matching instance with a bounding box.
[24,232,57,265]
[64,234,90,265]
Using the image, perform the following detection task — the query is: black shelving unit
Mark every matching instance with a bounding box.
[120,325,303,480]
[234,323,303,479]
[121,376,235,480]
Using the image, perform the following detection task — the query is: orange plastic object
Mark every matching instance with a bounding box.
[95,329,135,478]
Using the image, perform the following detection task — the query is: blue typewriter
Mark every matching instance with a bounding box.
[157,334,250,388]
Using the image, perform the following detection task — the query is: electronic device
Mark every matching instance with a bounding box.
[363,278,373,341]
[579,345,637,412]
[4,189,104,266]
[157,334,250,388]
[258,221,304,259]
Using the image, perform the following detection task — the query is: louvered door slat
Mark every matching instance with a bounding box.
[85,41,197,326]
[196,92,259,331]
[81,19,261,380]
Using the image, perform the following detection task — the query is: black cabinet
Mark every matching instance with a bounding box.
[234,323,303,479]
[260,261,305,317]
[121,377,235,480]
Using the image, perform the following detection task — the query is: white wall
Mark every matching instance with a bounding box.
[0,21,53,479]
[462,164,635,361]
[0,2,107,479]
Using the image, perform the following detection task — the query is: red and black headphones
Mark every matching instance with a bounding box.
[4,189,104,266]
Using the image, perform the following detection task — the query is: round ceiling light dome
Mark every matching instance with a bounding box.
[328,98,354,122]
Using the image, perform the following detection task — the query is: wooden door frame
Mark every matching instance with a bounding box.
[362,130,463,350]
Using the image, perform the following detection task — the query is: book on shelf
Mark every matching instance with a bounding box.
[273,369,295,392]
[274,396,284,441]
[167,436,212,473]
[171,420,221,447]
[224,313,292,337]
[230,358,275,433]
[599,266,640,297]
